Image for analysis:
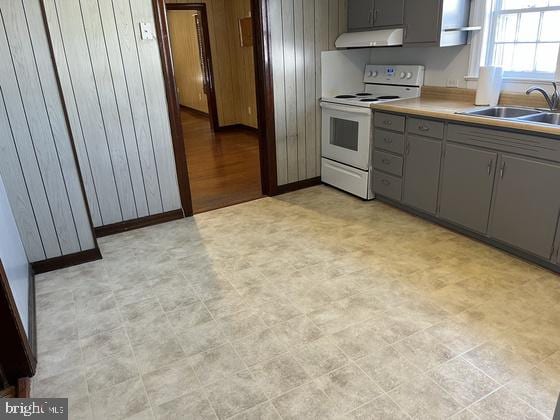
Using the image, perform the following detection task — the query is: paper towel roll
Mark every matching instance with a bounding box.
[476,66,503,106]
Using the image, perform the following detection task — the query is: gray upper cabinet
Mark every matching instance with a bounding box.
[373,0,404,27]
[348,0,375,32]
[403,0,441,45]
[403,134,442,214]
[439,144,497,234]
[489,155,560,260]
[403,0,471,47]
[348,0,404,32]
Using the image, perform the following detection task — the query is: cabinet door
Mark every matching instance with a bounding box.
[373,0,404,27]
[439,144,497,234]
[348,0,375,32]
[403,135,442,214]
[403,0,441,45]
[489,155,560,259]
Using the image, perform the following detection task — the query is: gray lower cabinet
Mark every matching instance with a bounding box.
[439,143,497,234]
[488,154,560,260]
[348,0,375,32]
[402,135,442,214]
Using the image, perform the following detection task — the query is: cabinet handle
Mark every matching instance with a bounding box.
[404,25,408,40]
[383,119,392,126]
[405,142,410,155]
[381,179,390,186]
[500,161,506,178]
[381,158,391,165]
[369,10,374,25]
[418,125,430,132]
[383,137,393,144]
[373,9,378,22]
[487,160,493,175]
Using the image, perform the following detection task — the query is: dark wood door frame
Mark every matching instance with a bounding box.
[165,3,220,132]
[0,258,36,386]
[152,0,278,202]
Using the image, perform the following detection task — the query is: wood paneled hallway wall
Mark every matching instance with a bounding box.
[166,0,258,129]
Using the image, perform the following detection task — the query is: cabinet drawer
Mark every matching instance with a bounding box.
[373,150,403,176]
[373,171,402,201]
[374,112,405,132]
[407,117,444,139]
[374,129,405,154]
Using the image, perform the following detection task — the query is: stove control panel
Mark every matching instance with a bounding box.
[364,65,425,87]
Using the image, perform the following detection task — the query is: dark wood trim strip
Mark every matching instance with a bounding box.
[27,266,36,357]
[94,209,184,238]
[16,378,31,398]
[31,248,102,275]
[275,177,322,195]
[152,0,194,217]
[0,258,36,383]
[252,0,278,196]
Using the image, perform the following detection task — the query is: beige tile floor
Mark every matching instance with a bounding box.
[32,186,560,419]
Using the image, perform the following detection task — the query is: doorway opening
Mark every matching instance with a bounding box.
[157,1,268,214]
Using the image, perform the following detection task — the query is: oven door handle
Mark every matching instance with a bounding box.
[320,101,372,115]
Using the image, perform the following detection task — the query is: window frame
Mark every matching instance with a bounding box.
[484,0,560,80]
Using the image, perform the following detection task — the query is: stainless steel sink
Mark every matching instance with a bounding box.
[516,112,560,125]
[460,107,542,118]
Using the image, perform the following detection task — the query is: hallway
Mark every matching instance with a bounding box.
[181,109,262,213]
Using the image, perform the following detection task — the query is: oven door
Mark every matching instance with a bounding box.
[321,102,372,171]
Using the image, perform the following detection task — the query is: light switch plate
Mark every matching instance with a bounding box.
[139,22,154,40]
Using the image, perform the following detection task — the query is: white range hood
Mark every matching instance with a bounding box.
[335,28,403,49]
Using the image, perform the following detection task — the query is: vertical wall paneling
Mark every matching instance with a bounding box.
[0,0,96,262]
[303,0,316,179]
[48,0,123,226]
[80,0,137,221]
[269,0,346,185]
[269,0,344,186]
[128,0,181,212]
[43,0,182,227]
[97,0,149,218]
[109,0,163,216]
[281,0,298,184]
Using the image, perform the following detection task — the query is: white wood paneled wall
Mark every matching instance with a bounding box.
[0,0,96,262]
[269,0,347,185]
[43,0,181,227]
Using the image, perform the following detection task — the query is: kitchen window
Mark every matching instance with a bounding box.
[484,0,560,80]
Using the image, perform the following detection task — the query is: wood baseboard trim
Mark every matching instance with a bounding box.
[180,105,209,118]
[214,123,259,134]
[31,248,102,274]
[275,177,322,195]
[94,209,184,238]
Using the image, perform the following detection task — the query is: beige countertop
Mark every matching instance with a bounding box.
[370,97,560,137]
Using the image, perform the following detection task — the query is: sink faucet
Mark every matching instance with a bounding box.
[526,82,559,112]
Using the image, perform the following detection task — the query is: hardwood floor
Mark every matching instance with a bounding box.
[181,109,262,213]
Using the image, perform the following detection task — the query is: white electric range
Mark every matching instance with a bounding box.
[320,64,425,199]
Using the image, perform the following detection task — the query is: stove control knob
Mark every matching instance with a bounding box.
[406,72,413,79]
[368,70,378,78]
[399,72,406,79]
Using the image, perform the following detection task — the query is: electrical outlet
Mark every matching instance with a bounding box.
[139,22,154,40]
[446,79,459,88]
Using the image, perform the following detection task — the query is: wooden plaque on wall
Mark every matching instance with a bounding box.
[239,17,253,47]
